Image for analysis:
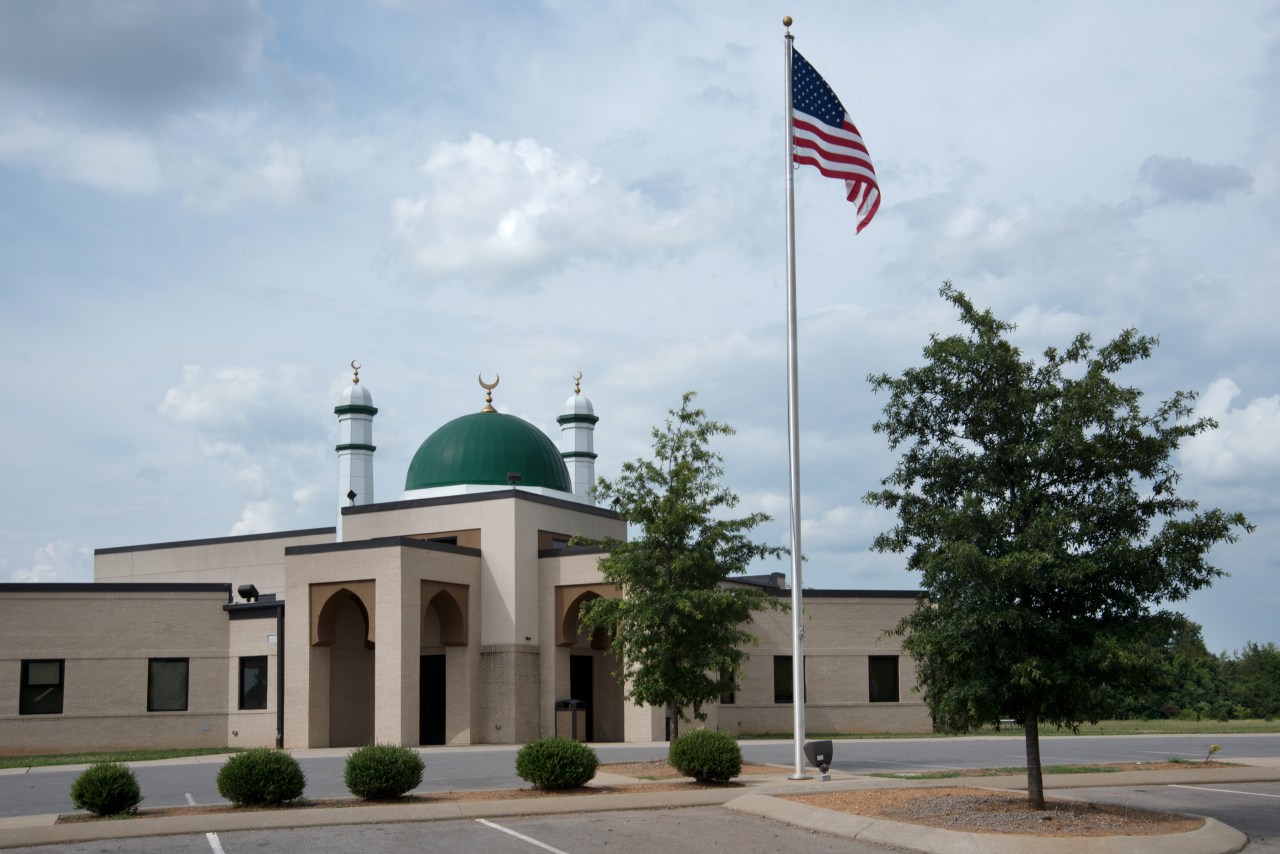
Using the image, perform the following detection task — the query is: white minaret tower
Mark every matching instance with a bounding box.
[557,371,598,503]
[335,360,377,541]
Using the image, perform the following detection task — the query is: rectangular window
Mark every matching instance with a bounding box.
[773,656,807,703]
[718,666,734,705]
[19,659,64,715]
[868,655,900,703]
[147,658,189,712]
[774,656,792,703]
[239,656,268,710]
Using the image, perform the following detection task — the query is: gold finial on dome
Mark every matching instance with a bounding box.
[351,360,361,384]
[573,371,583,396]
[478,373,500,412]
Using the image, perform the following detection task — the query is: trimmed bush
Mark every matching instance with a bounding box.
[70,762,143,816]
[514,737,599,789]
[668,729,742,783]
[344,744,425,800]
[216,748,306,806]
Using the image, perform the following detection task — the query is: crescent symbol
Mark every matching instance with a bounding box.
[478,373,500,391]
[351,360,360,372]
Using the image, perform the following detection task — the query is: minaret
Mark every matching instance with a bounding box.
[557,372,598,502]
[335,361,377,541]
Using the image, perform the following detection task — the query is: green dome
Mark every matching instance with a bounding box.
[405,411,572,492]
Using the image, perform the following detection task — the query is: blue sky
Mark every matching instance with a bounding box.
[1,0,1277,654]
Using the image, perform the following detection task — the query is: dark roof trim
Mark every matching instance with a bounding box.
[286,536,481,558]
[0,582,233,603]
[225,600,285,618]
[343,488,620,520]
[95,527,335,556]
[761,587,921,599]
[538,544,613,558]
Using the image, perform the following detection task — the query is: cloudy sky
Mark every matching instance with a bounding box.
[2,1,1276,654]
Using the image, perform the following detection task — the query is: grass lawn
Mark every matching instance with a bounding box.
[0,747,243,770]
[740,718,1280,740]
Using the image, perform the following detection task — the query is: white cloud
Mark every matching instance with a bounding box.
[1180,379,1280,482]
[391,134,707,287]
[178,141,305,212]
[0,118,163,194]
[8,542,92,584]
[230,500,281,536]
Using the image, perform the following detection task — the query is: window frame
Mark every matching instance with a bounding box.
[19,659,65,715]
[773,655,807,704]
[718,666,735,705]
[238,656,269,710]
[868,655,900,703]
[147,657,190,712]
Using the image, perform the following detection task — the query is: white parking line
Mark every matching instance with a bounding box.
[1170,785,1280,799]
[185,793,197,805]
[206,832,226,854]
[476,818,571,853]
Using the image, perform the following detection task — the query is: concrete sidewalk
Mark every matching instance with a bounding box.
[2,760,1276,852]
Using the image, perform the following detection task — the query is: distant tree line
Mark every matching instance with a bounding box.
[1107,617,1280,721]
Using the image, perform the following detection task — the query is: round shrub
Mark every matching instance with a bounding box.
[514,737,599,789]
[70,762,142,816]
[668,729,742,783]
[216,748,306,806]
[344,743,425,800]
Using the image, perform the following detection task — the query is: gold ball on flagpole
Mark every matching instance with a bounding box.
[782,15,793,27]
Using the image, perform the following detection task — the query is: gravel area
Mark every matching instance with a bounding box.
[785,786,1205,837]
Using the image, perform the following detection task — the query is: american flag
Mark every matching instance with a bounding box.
[791,49,880,233]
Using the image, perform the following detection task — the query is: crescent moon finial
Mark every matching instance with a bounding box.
[351,360,361,384]
[478,373,499,412]
[572,371,583,395]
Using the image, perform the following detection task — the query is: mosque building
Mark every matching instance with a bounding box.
[0,368,928,753]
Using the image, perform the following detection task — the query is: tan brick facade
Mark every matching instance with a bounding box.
[1,492,929,753]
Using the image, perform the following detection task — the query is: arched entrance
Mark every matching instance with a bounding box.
[313,587,374,747]
[420,583,468,745]
[557,586,624,742]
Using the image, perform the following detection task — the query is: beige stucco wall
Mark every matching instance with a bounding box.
[714,594,931,735]
[226,613,280,748]
[282,540,483,748]
[0,588,233,753]
[95,529,333,601]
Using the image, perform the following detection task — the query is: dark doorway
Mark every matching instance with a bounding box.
[569,654,594,741]
[419,654,446,745]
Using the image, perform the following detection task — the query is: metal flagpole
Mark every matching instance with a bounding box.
[782,15,810,782]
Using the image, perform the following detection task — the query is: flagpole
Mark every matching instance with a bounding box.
[782,15,810,782]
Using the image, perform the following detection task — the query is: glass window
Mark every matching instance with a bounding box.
[20,659,64,715]
[868,655,900,703]
[147,658,189,712]
[239,656,268,710]
[718,666,735,705]
[773,655,808,703]
[773,656,792,703]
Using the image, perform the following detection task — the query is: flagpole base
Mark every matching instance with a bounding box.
[788,773,813,781]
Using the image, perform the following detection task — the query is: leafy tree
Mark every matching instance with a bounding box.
[1223,642,1280,719]
[579,392,784,737]
[865,284,1251,808]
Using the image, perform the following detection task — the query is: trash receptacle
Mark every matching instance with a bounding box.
[554,699,586,741]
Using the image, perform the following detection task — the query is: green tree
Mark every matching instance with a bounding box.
[865,284,1251,808]
[579,392,784,737]
[1223,642,1280,719]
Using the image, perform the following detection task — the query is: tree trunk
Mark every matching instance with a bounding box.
[1023,705,1045,810]
[667,701,680,741]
